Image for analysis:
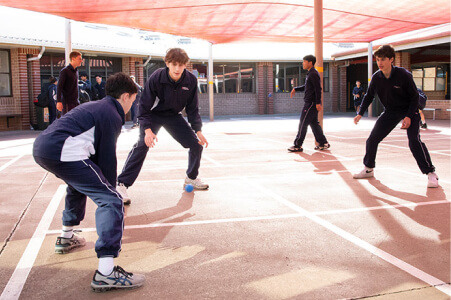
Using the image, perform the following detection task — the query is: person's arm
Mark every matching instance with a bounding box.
[290,85,305,98]
[358,76,376,116]
[137,74,158,132]
[405,72,419,119]
[185,78,202,133]
[56,69,66,111]
[94,115,121,186]
[311,72,322,105]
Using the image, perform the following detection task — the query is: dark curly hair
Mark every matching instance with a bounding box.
[374,45,395,59]
[105,73,138,99]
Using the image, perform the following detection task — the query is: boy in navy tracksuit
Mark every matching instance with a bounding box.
[33,73,145,292]
[117,48,209,204]
[288,54,329,152]
[353,45,438,188]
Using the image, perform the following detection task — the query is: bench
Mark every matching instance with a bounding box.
[422,108,441,120]
[0,113,22,128]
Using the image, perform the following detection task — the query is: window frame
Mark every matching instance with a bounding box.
[0,49,12,97]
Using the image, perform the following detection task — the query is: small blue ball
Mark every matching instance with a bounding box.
[185,184,194,193]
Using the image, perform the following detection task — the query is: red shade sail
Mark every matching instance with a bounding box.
[0,0,449,44]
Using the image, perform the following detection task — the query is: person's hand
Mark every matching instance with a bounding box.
[290,88,296,98]
[144,129,158,148]
[354,115,362,124]
[56,102,63,111]
[401,117,411,129]
[196,131,208,148]
[356,94,360,98]
[316,104,322,112]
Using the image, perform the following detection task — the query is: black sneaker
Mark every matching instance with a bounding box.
[91,266,145,292]
[421,123,427,129]
[131,123,139,129]
[288,145,303,152]
[315,143,330,150]
[55,234,86,254]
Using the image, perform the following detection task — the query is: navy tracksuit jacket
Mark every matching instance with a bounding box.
[118,67,203,186]
[33,96,125,258]
[358,66,435,173]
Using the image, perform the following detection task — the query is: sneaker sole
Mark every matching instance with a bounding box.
[288,149,303,152]
[353,173,374,179]
[91,283,144,293]
[55,243,86,254]
[183,184,209,190]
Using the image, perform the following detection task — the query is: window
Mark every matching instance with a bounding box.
[192,63,255,94]
[412,65,447,91]
[0,50,12,97]
[323,63,329,92]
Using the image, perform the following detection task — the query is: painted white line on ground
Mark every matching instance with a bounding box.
[0,155,24,172]
[202,154,223,166]
[244,178,451,296]
[45,199,450,234]
[259,137,352,160]
[383,137,451,142]
[0,184,66,300]
[327,134,407,140]
[379,143,451,157]
[382,167,451,185]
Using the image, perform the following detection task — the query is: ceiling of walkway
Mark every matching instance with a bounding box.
[0,1,449,44]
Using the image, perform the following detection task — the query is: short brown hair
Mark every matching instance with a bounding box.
[69,51,82,61]
[374,45,395,59]
[164,48,189,65]
[106,72,138,99]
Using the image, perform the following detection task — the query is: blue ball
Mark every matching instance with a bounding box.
[185,184,194,193]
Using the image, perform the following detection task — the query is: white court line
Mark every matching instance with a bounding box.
[45,199,450,234]
[202,154,223,166]
[243,178,451,296]
[379,143,451,157]
[0,184,66,300]
[0,155,24,172]
[259,137,352,160]
[327,134,407,140]
[383,137,451,142]
[382,167,451,185]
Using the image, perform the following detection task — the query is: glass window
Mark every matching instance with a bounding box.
[224,64,239,93]
[192,63,208,94]
[412,66,447,92]
[240,63,254,93]
[0,50,11,96]
[413,77,423,90]
[323,63,329,92]
[213,64,224,93]
[274,64,285,92]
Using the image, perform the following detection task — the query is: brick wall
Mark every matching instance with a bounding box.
[257,62,274,114]
[339,66,347,112]
[395,52,411,71]
[0,48,40,130]
[273,92,332,114]
[422,100,451,120]
[198,93,258,116]
[330,64,339,112]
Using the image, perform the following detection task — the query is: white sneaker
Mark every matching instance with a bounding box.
[117,183,131,205]
[427,172,439,188]
[353,167,374,179]
[184,177,209,190]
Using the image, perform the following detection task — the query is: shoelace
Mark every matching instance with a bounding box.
[114,266,133,278]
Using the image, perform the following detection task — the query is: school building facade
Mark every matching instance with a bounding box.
[0,29,449,131]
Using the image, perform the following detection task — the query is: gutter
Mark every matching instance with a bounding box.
[27,46,45,61]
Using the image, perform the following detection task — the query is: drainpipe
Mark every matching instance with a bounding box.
[139,55,152,67]
[27,46,45,61]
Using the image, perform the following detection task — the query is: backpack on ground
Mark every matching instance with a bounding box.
[34,83,51,108]
[418,88,427,110]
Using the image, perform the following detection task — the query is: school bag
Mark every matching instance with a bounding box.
[34,83,51,108]
[417,88,427,110]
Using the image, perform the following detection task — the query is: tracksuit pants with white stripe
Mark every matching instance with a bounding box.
[33,156,123,258]
[363,110,435,174]
[118,113,203,187]
[294,102,328,147]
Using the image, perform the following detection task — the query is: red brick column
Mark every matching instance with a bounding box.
[339,66,347,112]
[330,63,339,112]
[395,52,411,71]
[257,62,273,114]
[18,48,40,130]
